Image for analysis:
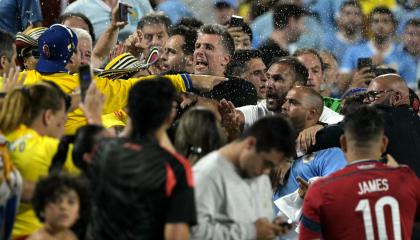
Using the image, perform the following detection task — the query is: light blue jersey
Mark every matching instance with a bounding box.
[273,147,347,213]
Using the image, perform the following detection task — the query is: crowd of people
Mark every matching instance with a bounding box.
[0,0,419,239]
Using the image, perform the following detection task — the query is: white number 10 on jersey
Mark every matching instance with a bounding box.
[355,196,401,240]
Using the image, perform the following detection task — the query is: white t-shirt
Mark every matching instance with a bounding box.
[238,102,343,130]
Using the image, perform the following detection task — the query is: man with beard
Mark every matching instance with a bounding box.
[157,25,197,73]
[304,73,420,238]
[193,24,235,77]
[341,6,417,85]
[322,1,366,65]
[309,74,420,177]
[233,57,343,131]
[399,18,420,88]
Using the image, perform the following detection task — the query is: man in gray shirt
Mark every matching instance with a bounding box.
[192,116,296,240]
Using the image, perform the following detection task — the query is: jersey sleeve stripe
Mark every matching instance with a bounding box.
[180,73,193,91]
[165,162,177,197]
[162,147,194,187]
[301,214,322,233]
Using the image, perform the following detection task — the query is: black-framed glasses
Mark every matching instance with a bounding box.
[365,90,396,102]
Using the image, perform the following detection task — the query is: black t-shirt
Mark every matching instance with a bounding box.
[87,138,196,240]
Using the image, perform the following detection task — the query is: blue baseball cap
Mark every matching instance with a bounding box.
[36,24,78,73]
[214,0,239,9]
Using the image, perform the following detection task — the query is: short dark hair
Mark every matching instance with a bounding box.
[225,49,263,77]
[168,25,197,55]
[209,77,258,107]
[273,4,307,30]
[293,48,325,72]
[174,17,203,30]
[199,24,235,56]
[369,6,397,26]
[73,124,105,175]
[129,76,177,138]
[270,56,309,86]
[343,105,385,148]
[137,12,171,31]
[59,12,96,42]
[405,18,420,29]
[0,29,15,60]
[32,174,89,222]
[340,88,367,115]
[240,116,296,158]
[340,0,362,13]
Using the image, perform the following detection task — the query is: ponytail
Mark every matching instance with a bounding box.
[49,135,75,175]
[0,83,66,134]
[0,88,31,134]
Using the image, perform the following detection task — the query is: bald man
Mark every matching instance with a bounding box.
[273,86,346,215]
[364,74,410,106]
[311,74,420,176]
[282,86,324,133]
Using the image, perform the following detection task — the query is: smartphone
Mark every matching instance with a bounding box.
[230,15,244,27]
[119,3,129,22]
[78,64,92,102]
[357,58,372,70]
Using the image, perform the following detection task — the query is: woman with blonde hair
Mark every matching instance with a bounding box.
[175,107,226,165]
[0,82,84,239]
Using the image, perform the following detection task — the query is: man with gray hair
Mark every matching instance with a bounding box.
[66,28,92,74]
[194,24,235,77]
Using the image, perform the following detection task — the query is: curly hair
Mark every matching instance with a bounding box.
[32,174,89,223]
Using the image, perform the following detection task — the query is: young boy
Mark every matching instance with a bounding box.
[28,174,87,240]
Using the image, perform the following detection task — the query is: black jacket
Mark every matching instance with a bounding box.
[309,105,420,177]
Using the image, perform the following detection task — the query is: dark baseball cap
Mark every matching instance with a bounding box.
[36,24,78,73]
[213,0,238,9]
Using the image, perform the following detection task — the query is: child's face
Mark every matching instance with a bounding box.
[43,189,80,230]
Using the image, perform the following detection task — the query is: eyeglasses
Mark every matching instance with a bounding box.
[365,90,396,102]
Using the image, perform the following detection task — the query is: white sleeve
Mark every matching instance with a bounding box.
[319,106,343,125]
[237,104,269,130]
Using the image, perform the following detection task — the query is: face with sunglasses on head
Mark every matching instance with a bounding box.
[19,47,40,70]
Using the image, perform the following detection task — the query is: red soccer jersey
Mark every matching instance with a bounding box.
[299,160,420,240]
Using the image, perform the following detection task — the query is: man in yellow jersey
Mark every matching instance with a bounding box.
[22,24,224,134]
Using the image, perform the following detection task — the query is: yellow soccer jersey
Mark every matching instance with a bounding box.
[64,109,127,135]
[6,125,78,238]
[23,70,191,134]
